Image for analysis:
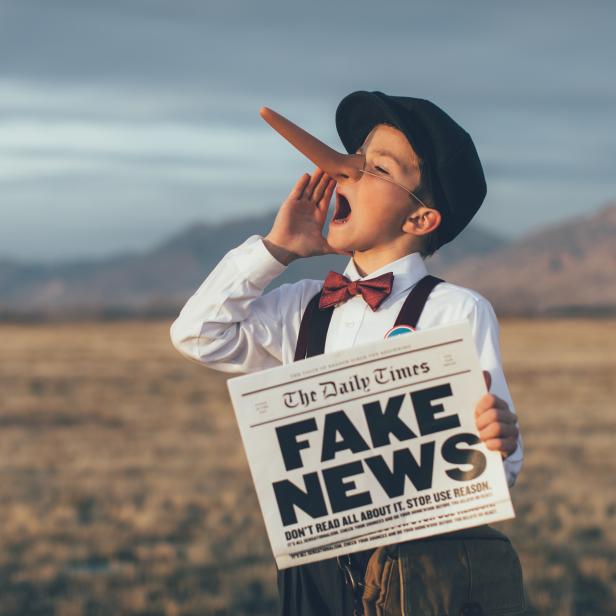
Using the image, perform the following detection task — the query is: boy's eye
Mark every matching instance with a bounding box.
[375,165,389,175]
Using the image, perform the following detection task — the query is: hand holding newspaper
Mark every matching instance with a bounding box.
[227,321,514,569]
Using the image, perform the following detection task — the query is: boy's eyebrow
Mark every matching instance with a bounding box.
[357,146,409,173]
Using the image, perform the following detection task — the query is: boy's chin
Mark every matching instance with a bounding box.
[326,230,354,254]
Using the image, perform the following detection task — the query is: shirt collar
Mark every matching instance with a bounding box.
[342,251,429,300]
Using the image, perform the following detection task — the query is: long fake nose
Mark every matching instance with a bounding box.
[259,106,364,182]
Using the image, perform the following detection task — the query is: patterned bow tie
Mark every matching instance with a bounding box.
[319,270,394,311]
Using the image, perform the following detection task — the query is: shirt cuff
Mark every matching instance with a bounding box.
[503,445,523,488]
[232,234,288,289]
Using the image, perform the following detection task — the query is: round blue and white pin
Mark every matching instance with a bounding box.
[384,324,416,338]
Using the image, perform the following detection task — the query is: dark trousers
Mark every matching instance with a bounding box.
[362,526,528,616]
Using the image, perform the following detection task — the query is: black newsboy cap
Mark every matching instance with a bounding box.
[335,90,487,249]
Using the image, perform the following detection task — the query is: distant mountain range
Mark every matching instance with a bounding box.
[1,202,615,320]
[441,202,616,315]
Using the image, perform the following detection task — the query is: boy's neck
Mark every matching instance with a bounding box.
[352,244,421,277]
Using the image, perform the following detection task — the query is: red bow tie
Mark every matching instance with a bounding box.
[319,270,394,311]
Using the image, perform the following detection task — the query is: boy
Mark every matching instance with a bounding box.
[170,91,525,615]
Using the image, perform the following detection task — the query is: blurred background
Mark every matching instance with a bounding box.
[1,1,615,614]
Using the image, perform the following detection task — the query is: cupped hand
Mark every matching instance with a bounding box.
[264,167,353,265]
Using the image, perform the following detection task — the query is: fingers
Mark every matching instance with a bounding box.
[292,167,334,208]
[476,411,519,459]
[477,417,519,440]
[474,393,509,417]
[312,171,332,205]
[289,173,311,200]
[317,178,336,210]
[484,436,518,458]
[474,391,519,459]
[306,166,336,199]
[303,167,325,199]
[475,405,517,431]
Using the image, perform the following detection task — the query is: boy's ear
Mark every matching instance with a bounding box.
[402,206,441,236]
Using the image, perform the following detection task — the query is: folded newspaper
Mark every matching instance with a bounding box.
[227,320,514,569]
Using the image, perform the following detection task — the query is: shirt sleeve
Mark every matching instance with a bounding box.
[169,234,321,374]
[467,296,524,488]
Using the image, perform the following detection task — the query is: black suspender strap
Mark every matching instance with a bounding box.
[293,292,317,362]
[307,297,335,357]
[394,274,444,329]
[293,291,335,362]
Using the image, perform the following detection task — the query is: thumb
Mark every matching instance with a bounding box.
[482,370,492,391]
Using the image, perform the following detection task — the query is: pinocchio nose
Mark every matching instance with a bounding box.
[259,106,364,182]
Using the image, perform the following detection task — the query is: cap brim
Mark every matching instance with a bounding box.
[335,91,423,159]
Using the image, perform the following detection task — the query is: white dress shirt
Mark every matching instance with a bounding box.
[170,234,523,486]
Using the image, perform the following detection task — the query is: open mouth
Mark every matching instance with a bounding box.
[332,191,352,224]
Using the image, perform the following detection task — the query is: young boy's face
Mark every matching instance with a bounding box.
[327,123,423,254]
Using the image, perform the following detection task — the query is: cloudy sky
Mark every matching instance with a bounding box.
[1,0,615,262]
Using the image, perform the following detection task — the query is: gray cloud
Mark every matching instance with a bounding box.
[1,0,615,260]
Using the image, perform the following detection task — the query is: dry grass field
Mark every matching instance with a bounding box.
[0,318,614,615]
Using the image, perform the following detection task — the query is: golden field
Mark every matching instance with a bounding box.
[0,318,614,615]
